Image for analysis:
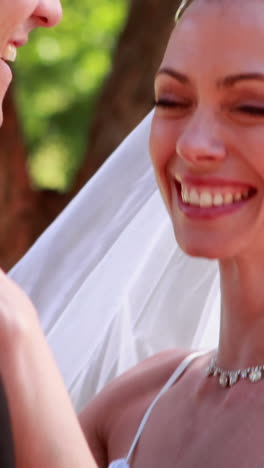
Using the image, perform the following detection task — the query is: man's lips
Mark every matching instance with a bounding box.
[1,36,28,63]
[0,37,29,92]
[10,38,28,48]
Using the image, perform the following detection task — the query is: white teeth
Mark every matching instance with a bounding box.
[224,193,233,205]
[213,193,224,207]
[182,187,189,203]
[180,184,251,207]
[189,189,200,206]
[2,44,17,63]
[200,192,213,207]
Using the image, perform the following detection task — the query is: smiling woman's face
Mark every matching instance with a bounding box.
[0,0,62,125]
[150,0,264,260]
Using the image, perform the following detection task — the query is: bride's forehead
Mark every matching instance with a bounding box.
[177,0,262,17]
[165,0,264,62]
[175,0,264,31]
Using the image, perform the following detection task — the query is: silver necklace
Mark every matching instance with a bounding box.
[206,356,264,388]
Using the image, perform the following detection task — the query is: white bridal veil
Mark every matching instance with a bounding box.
[10,111,220,412]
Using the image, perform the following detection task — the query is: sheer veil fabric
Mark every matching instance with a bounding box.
[10,111,220,412]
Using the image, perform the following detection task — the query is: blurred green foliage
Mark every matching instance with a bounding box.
[14,0,128,191]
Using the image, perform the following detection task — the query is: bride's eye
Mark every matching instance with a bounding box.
[235,105,264,116]
[154,99,190,109]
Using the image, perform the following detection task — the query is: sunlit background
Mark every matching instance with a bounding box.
[14,0,127,191]
[0,0,175,270]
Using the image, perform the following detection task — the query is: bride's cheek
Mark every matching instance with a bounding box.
[152,157,173,212]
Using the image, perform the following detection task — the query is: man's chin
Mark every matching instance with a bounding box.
[0,59,13,119]
[0,58,12,83]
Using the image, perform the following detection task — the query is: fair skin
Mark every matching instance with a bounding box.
[0,271,97,468]
[80,1,264,467]
[0,1,98,466]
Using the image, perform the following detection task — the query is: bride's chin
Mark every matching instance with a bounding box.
[179,244,220,260]
[174,232,230,260]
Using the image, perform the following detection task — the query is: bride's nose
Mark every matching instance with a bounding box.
[176,109,227,168]
[32,0,62,28]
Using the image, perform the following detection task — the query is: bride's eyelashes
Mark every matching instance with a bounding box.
[154,100,264,118]
[153,98,191,109]
[154,99,186,107]
[234,105,264,117]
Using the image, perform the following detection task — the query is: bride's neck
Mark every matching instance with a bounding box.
[217,256,264,369]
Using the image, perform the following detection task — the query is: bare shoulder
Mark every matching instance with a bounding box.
[79,348,189,467]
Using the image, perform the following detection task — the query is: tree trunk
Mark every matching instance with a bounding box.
[0,86,39,271]
[0,88,70,270]
[75,0,181,189]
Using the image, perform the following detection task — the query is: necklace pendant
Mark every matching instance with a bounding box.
[205,365,214,377]
[219,373,228,387]
[249,368,262,383]
[229,371,239,387]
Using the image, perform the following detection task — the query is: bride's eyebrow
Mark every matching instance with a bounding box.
[155,67,190,85]
[217,73,264,88]
[155,69,264,89]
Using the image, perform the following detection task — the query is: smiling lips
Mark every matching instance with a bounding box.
[175,177,256,210]
[181,184,252,208]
